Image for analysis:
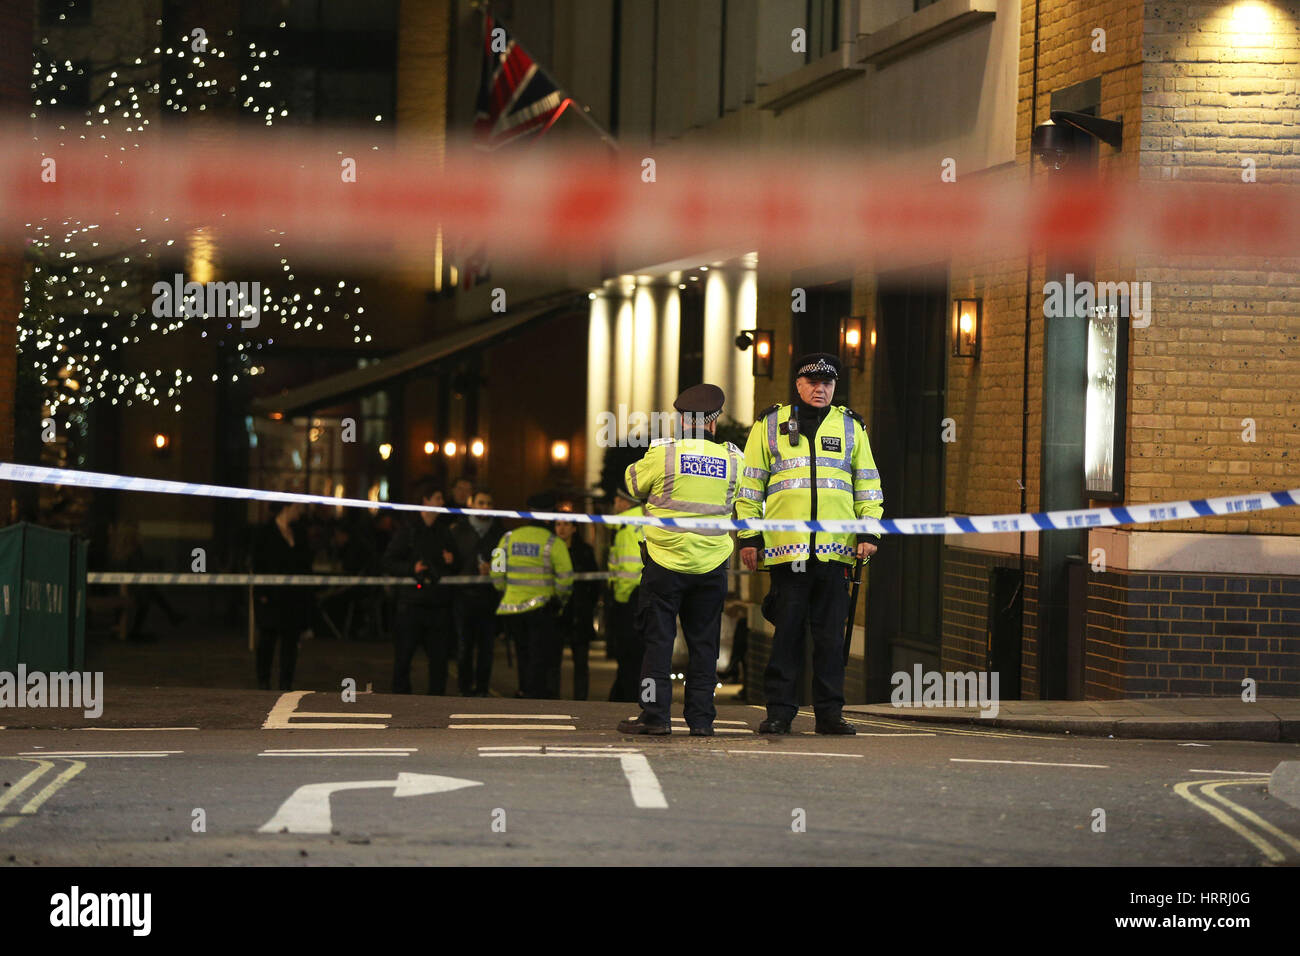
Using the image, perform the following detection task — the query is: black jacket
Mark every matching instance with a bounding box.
[253,519,314,631]
[560,538,598,635]
[449,515,506,613]
[382,515,458,607]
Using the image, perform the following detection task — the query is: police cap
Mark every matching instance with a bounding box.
[673,383,725,425]
[525,492,557,512]
[793,352,841,382]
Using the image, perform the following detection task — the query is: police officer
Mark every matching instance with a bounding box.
[606,487,645,702]
[617,383,742,736]
[735,353,884,734]
[491,492,573,698]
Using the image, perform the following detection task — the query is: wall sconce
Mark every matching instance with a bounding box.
[378,442,393,460]
[443,440,458,457]
[735,329,774,378]
[952,298,982,359]
[152,432,170,456]
[470,438,486,458]
[423,440,437,456]
[551,440,570,465]
[840,316,866,371]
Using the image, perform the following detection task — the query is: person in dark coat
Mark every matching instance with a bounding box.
[252,501,313,690]
[450,487,505,696]
[554,508,599,700]
[382,480,458,694]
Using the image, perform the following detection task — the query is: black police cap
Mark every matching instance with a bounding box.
[674,383,725,424]
[525,492,557,512]
[794,352,841,381]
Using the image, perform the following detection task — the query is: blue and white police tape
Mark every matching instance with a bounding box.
[4,463,1297,536]
[87,572,619,586]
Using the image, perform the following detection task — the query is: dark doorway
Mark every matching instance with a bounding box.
[792,279,852,405]
[865,267,947,702]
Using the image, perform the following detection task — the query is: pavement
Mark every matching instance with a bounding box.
[847,697,1300,743]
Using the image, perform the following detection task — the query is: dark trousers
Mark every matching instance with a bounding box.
[256,626,298,690]
[393,603,453,695]
[607,588,643,702]
[504,609,558,699]
[638,556,728,728]
[455,604,498,695]
[565,616,592,701]
[763,559,851,723]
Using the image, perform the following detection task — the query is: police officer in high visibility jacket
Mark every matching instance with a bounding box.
[617,383,742,736]
[606,487,646,702]
[491,492,573,698]
[735,353,884,735]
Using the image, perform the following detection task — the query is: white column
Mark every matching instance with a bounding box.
[657,283,681,414]
[585,295,613,490]
[732,265,758,425]
[702,268,733,402]
[612,293,635,421]
[631,282,659,427]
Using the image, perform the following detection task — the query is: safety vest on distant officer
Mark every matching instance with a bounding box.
[607,504,645,603]
[735,372,883,567]
[491,523,573,615]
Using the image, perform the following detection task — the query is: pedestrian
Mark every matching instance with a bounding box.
[616,383,742,737]
[491,492,572,699]
[450,486,505,696]
[382,479,458,695]
[735,353,884,735]
[252,501,313,691]
[450,476,474,510]
[605,487,645,702]
[554,505,598,700]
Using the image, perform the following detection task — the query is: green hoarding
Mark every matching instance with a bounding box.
[0,523,87,672]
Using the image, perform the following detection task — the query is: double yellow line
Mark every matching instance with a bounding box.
[1174,777,1300,864]
[0,757,86,831]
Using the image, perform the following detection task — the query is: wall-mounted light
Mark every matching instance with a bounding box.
[840,316,866,371]
[423,440,437,456]
[952,298,982,359]
[378,442,393,460]
[470,438,485,458]
[444,440,458,457]
[153,432,170,452]
[551,440,570,465]
[752,329,774,377]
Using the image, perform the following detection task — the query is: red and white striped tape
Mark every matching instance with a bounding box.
[6,125,1300,269]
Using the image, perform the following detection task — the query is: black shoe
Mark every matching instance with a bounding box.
[758,718,791,735]
[617,717,671,735]
[688,726,714,737]
[814,717,857,735]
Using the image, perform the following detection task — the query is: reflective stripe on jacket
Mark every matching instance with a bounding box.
[625,436,741,574]
[490,524,572,615]
[607,505,645,603]
[734,404,883,566]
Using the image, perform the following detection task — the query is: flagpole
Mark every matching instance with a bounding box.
[478,1,618,151]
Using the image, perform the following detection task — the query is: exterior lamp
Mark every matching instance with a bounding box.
[840,316,866,371]
[952,298,982,359]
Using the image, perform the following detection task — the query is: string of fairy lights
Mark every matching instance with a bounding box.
[20,8,379,419]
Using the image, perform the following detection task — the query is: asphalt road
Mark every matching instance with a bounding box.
[2,691,1298,866]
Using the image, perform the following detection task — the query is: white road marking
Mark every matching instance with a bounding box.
[1189,769,1272,776]
[258,772,482,834]
[448,724,576,730]
[17,750,180,758]
[725,750,862,758]
[477,746,668,808]
[259,748,418,757]
[450,714,574,720]
[83,727,198,731]
[619,753,668,809]
[262,691,390,730]
[671,719,749,726]
[949,758,1109,769]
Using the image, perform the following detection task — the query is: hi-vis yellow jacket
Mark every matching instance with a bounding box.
[625,436,742,574]
[607,506,644,603]
[491,524,573,615]
[735,404,883,567]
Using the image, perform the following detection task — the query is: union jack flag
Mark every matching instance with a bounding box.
[473,13,573,150]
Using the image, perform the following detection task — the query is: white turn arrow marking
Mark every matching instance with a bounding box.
[258,773,482,834]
